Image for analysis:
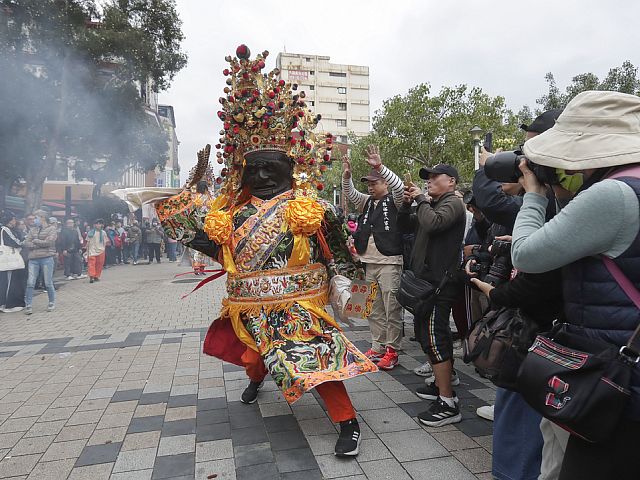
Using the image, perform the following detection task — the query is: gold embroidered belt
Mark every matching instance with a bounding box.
[226,263,328,306]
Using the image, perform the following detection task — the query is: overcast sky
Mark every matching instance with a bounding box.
[161,0,639,182]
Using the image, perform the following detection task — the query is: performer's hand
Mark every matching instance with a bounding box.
[365,145,382,170]
[342,157,352,180]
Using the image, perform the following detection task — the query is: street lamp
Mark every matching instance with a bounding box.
[332,184,338,206]
[469,125,483,170]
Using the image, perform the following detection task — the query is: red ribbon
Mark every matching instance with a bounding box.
[179,269,227,299]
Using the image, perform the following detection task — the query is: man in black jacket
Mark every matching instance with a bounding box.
[59,219,84,280]
[398,163,466,427]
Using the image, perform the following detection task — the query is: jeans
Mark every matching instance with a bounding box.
[25,256,56,306]
[493,388,543,480]
[131,242,140,262]
[166,242,177,262]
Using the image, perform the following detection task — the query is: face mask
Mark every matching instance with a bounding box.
[34,217,41,226]
[556,169,584,193]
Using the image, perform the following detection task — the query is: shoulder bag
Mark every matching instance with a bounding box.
[0,227,25,272]
[517,256,640,443]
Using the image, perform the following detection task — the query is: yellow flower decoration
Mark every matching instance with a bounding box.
[284,197,325,236]
[203,209,232,245]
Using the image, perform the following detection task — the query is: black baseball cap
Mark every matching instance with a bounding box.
[419,163,459,181]
[520,108,562,134]
[360,169,385,182]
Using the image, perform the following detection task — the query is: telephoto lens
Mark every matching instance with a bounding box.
[484,151,525,183]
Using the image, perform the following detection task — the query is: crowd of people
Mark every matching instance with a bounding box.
[0,211,184,315]
[341,91,640,479]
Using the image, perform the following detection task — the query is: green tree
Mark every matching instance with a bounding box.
[0,0,186,211]
[536,61,640,111]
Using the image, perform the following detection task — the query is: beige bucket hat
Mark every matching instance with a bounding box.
[522,90,640,170]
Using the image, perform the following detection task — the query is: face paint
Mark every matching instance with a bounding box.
[556,169,584,193]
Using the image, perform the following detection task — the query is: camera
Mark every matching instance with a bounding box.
[462,190,475,206]
[468,239,513,287]
[484,149,559,185]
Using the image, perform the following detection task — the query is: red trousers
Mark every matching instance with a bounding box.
[88,252,105,279]
[240,347,356,423]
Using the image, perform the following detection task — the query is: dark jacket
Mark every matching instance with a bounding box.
[472,167,524,230]
[146,225,164,244]
[128,225,142,244]
[397,191,466,283]
[58,227,82,253]
[353,194,403,257]
[563,175,640,420]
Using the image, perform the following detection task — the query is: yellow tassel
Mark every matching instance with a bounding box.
[288,234,311,267]
[221,244,237,274]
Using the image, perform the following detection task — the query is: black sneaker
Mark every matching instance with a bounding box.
[417,397,462,427]
[240,381,263,404]
[415,381,440,401]
[335,418,360,457]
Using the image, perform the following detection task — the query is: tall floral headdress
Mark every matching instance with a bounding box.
[214,44,334,202]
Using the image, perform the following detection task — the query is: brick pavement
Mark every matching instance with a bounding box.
[0,261,495,479]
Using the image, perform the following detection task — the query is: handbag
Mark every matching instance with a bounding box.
[396,270,448,316]
[464,307,539,391]
[517,256,640,443]
[0,227,25,272]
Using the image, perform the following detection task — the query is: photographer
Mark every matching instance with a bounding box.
[398,163,466,427]
[511,91,640,479]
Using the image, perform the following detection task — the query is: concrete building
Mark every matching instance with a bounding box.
[276,52,370,144]
[156,104,180,188]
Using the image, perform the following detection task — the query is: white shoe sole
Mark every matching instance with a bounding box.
[415,391,438,401]
[414,369,433,377]
[418,413,462,427]
[476,408,494,421]
[335,433,361,457]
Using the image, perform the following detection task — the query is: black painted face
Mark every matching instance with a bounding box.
[241,151,293,199]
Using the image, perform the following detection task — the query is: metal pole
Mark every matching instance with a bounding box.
[474,141,480,171]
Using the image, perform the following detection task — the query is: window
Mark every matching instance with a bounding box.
[309,70,315,75]
[329,72,346,77]
[338,135,348,143]
[336,119,347,127]
[305,57,311,62]
[337,87,347,94]
[310,101,315,106]
[309,85,314,90]
[338,102,347,111]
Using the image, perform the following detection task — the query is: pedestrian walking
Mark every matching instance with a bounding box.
[23,210,58,315]
[87,219,108,283]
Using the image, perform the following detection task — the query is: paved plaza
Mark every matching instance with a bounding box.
[0,261,495,479]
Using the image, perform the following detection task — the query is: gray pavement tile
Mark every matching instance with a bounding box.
[74,441,123,467]
[297,417,336,436]
[86,427,127,446]
[109,468,153,479]
[452,447,493,474]
[85,387,117,400]
[166,395,197,408]
[110,389,143,403]
[456,418,494,438]
[348,390,398,411]
[226,401,258,416]
[475,434,493,453]
[258,401,292,417]
[230,425,268,446]
[379,430,448,462]
[75,398,111,413]
[112,447,157,472]
[195,422,231,443]
[234,462,278,480]
[402,456,477,480]
[0,452,41,477]
[67,462,114,480]
[127,416,164,434]
[66,410,105,426]
[360,458,412,480]
[228,411,262,430]
[268,429,309,451]
[196,398,227,412]
[0,417,37,433]
[273,447,317,473]
[195,439,233,462]
[160,420,196,438]
[194,458,236,480]
[96,412,134,430]
[157,434,195,456]
[305,433,336,456]
[9,435,56,455]
[55,424,96,442]
[41,438,88,461]
[358,407,421,434]
[151,452,195,479]
[104,401,138,415]
[170,385,198,396]
[134,404,167,419]
[316,454,363,478]
[397,400,429,417]
[280,469,323,480]
[10,404,49,418]
[195,409,228,427]
[138,392,170,406]
[431,430,480,451]
[353,438,394,463]
[121,431,161,452]
[232,442,273,468]
[290,404,326,420]
[0,432,25,449]
[23,420,66,438]
[164,407,196,422]
[38,406,77,423]
[25,458,75,480]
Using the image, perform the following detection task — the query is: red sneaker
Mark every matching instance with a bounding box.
[364,349,385,362]
[377,347,399,370]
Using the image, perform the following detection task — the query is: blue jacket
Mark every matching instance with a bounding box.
[563,175,640,420]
